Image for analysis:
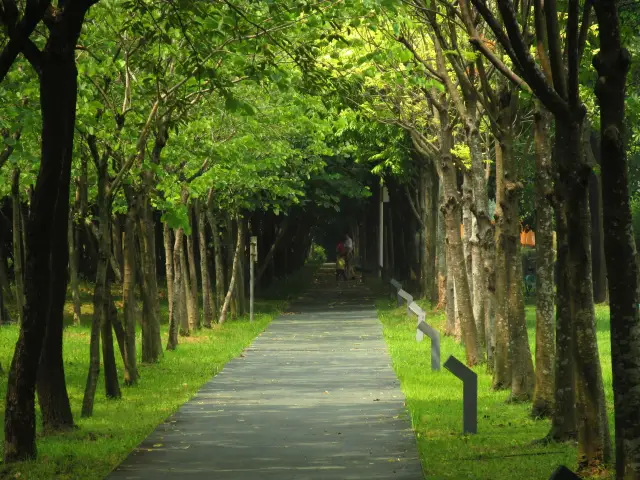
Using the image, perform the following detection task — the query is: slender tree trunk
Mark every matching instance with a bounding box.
[163,223,174,330]
[593,6,639,475]
[82,178,111,416]
[532,104,555,418]
[137,202,162,363]
[236,218,246,316]
[198,202,214,327]
[255,217,290,283]
[445,242,456,335]
[122,208,137,386]
[11,169,24,322]
[180,233,193,336]
[436,183,447,310]
[0,242,13,324]
[493,135,511,390]
[499,93,535,402]
[186,216,200,329]
[68,211,81,326]
[219,216,243,324]
[167,228,184,350]
[112,215,123,275]
[101,282,121,399]
[81,252,105,418]
[438,118,480,365]
[226,218,238,319]
[207,210,225,315]
[462,173,473,305]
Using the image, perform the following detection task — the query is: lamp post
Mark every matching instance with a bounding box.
[379,184,389,277]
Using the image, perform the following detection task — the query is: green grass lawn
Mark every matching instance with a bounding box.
[376,293,614,480]
[0,266,316,479]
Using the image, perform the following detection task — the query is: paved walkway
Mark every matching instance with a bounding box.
[108,268,422,479]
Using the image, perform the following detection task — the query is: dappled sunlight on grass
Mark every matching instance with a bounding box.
[377,296,614,480]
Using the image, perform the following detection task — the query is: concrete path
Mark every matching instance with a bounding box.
[107,268,422,479]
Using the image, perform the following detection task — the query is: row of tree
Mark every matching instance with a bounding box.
[0,0,373,465]
[0,0,638,478]
[311,0,639,477]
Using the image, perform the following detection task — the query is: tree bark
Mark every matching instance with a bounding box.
[163,223,174,331]
[493,136,511,390]
[436,183,447,310]
[167,228,184,350]
[186,213,200,329]
[11,168,24,322]
[198,202,214,327]
[180,232,193,336]
[101,285,121,399]
[557,120,611,465]
[137,202,162,363]
[68,211,81,326]
[592,6,636,475]
[122,207,137,386]
[436,108,480,366]
[207,210,225,315]
[5,6,89,460]
[531,103,556,418]
[219,216,243,324]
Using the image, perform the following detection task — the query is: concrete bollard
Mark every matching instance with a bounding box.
[443,355,477,434]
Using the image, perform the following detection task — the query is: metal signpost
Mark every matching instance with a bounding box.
[250,236,257,323]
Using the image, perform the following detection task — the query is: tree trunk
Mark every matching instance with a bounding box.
[436,183,447,309]
[163,223,174,330]
[219,216,243,324]
[236,218,246,316]
[437,110,480,365]
[5,10,90,459]
[499,94,535,402]
[11,169,24,322]
[462,173,473,305]
[546,142,577,442]
[226,218,238,319]
[101,284,121,399]
[0,241,13,324]
[584,124,608,304]
[137,202,162,363]
[445,242,456,335]
[593,6,639,475]
[68,211,81,326]
[122,207,137,386]
[82,173,111,417]
[208,210,225,315]
[198,202,214,327]
[167,228,184,350]
[186,216,200,329]
[557,120,611,465]
[493,135,511,390]
[180,232,193,336]
[531,104,556,417]
[112,215,123,275]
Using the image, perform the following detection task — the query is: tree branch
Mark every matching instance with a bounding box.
[404,184,426,228]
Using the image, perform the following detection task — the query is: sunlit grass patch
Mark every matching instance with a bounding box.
[376,295,614,480]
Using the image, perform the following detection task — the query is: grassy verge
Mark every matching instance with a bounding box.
[375,290,614,480]
[0,265,317,479]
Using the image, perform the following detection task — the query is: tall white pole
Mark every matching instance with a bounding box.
[379,183,384,277]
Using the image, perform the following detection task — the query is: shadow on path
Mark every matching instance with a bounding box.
[107,266,422,479]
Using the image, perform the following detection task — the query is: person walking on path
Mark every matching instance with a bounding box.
[344,233,355,279]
